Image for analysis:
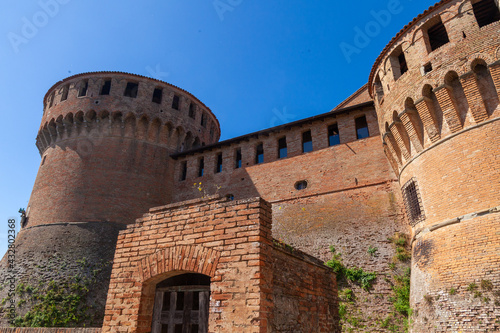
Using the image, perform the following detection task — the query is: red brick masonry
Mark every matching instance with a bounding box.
[101,196,339,333]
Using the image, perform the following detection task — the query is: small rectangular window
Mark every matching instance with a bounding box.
[180,161,187,181]
[201,112,207,128]
[100,80,111,95]
[124,82,139,98]
[78,80,88,97]
[255,144,264,164]
[235,148,242,169]
[302,131,313,153]
[473,0,500,28]
[172,95,180,110]
[215,153,223,173]
[278,137,287,158]
[402,178,425,226]
[61,84,69,101]
[152,88,163,104]
[198,158,204,177]
[427,19,449,52]
[328,124,340,146]
[189,103,196,118]
[355,116,370,139]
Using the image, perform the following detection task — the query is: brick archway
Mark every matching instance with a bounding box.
[136,245,221,283]
[135,245,221,333]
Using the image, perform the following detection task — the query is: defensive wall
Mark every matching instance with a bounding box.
[369,0,500,330]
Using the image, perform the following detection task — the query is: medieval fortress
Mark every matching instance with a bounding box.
[1,0,499,332]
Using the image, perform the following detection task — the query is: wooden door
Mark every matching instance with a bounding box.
[152,286,209,333]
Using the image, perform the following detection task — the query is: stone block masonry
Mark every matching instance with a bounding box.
[101,196,339,333]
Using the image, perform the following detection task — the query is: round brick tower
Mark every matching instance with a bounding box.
[0,72,220,326]
[369,0,500,331]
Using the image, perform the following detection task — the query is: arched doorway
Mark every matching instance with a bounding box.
[152,273,210,333]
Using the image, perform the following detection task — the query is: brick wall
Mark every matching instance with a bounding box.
[271,245,339,332]
[0,329,100,333]
[102,197,339,333]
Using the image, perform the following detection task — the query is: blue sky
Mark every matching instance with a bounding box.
[0,0,438,256]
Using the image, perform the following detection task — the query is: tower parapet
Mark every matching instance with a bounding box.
[369,0,500,330]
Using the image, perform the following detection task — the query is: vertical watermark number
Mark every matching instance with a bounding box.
[6,218,17,324]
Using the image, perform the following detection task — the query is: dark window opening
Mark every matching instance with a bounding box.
[473,0,500,27]
[226,194,235,201]
[152,88,163,104]
[255,144,264,164]
[198,158,204,177]
[402,178,425,226]
[328,124,340,146]
[278,137,287,158]
[189,103,196,118]
[41,155,47,166]
[78,80,88,97]
[100,80,111,95]
[398,51,408,76]
[355,116,370,139]
[235,148,242,169]
[302,131,313,153]
[295,180,308,190]
[201,113,207,127]
[180,161,187,181]
[172,95,180,110]
[427,19,449,51]
[61,85,69,101]
[423,62,433,74]
[215,153,223,173]
[124,82,139,98]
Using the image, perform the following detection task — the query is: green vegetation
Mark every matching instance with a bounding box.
[368,246,378,257]
[481,280,493,291]
[449,287,457,295]
[325,246,377,291]
[3,258,112,327]
[467,283,477,292]
[390,268,411,317]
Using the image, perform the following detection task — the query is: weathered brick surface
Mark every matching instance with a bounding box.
[370,1,500,331]
[101,197,338,333]
[0,329,100,333]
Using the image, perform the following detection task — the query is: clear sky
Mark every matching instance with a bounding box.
[0,0,439,256]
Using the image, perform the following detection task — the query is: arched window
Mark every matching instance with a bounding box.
[152,273,210,333]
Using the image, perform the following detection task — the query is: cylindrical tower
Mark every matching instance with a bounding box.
[369,0,500,331]
[0,72,220,326]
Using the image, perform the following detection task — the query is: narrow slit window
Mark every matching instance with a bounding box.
[215,153,223,173]
[100,80,111,95]
[355,116,370,139]
[172,95,180,110]
[152,88,163,104]
[374,74,384,102]
[61,84,69,101]
[328,124,340,146]
[189,103,196,118]
[398,51,408,76]
[255,144,264,164]
[180,161,187,181]
[235,148,242,169]
[473,0,500,28]
[201,112,207,127]
[78,80,88,97]
[124,82,139,98]
[198,158,204,177]
[427,19,449,52]
[278,137,287,158]
[402,178,425,226]
[302,131,313,153]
